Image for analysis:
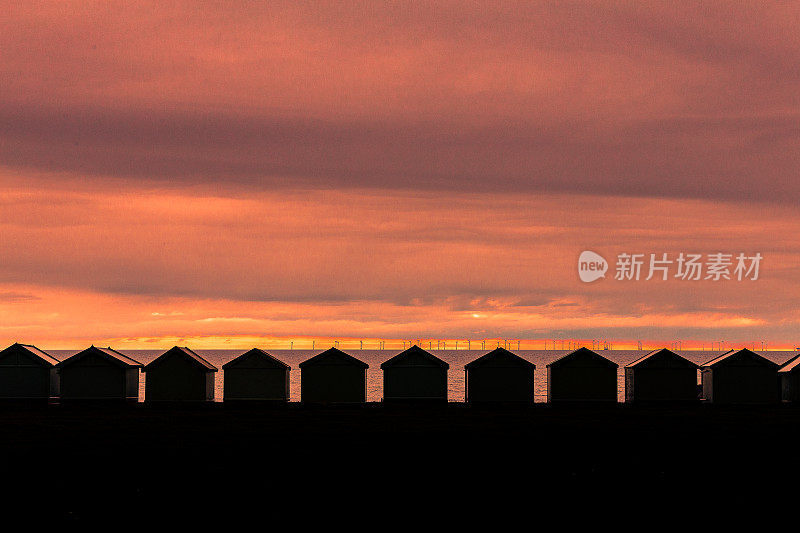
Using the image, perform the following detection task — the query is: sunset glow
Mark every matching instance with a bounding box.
[2,2,799,349]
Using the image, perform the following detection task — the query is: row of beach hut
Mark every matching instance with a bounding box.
[1,343,799,404]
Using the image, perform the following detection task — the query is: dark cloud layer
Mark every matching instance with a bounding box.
[1,1,798,201]
[1,103,799,201]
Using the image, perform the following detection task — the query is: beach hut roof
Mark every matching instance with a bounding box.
[1,343,60,366]
[380,345,449,369]
[464,347,535,369]
[625,348,699,369]
[546,347,618,368]
[222,348,289,370]
[299,347,368,369]
[778,353,800,373]
[55,345,142,368]
[701,348,778,369]
[143,346,217,372]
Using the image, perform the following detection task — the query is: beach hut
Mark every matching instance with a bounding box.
[56,346,142,401]
[299,348,368,403]
[380,345,448,402]
[0,343,60,400]
[624,349,700,403]
[778,353,800,402]
[143,346,217,402]
[222,348,290,401]
[700,349,779,404]
[546,347,618,403]
[464,348,535,403]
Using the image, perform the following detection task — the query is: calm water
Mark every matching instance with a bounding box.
[49,349,799,403]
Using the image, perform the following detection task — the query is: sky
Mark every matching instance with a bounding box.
[1,1,799,349]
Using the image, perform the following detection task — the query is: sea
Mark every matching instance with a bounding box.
[49,349,800,403]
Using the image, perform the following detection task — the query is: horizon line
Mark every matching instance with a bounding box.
[5,336,797,352]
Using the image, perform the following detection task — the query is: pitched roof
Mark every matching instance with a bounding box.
[778,353,800,373]
[0,343,60,366]
[546,347,618,368]
[222,348,290,370]
[625,348,699,369]
[298,348,369,369]
[464,347,535,369]
[380,345,449,369]
[701,349,779,369]
[55,345,142,368]
[143,346,217,372]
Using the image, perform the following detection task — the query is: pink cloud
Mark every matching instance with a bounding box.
[1,177,799,345]
[0,2,798,200]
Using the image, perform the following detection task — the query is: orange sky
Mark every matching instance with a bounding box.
[1,2,799,349]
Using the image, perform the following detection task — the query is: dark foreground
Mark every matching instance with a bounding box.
[2,402,798,524]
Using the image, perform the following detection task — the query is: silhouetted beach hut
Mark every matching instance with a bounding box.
[0,343,60,400]
[464,348,535,403]
[546,347,618,403]
[624,349,700,403]
[380,345,448,402]
[299,348,368,403]
[700,349,779,404]
[222,348,290,401]
[778,353,800,402]
[56,346,142,401]
[143,346,217,402]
